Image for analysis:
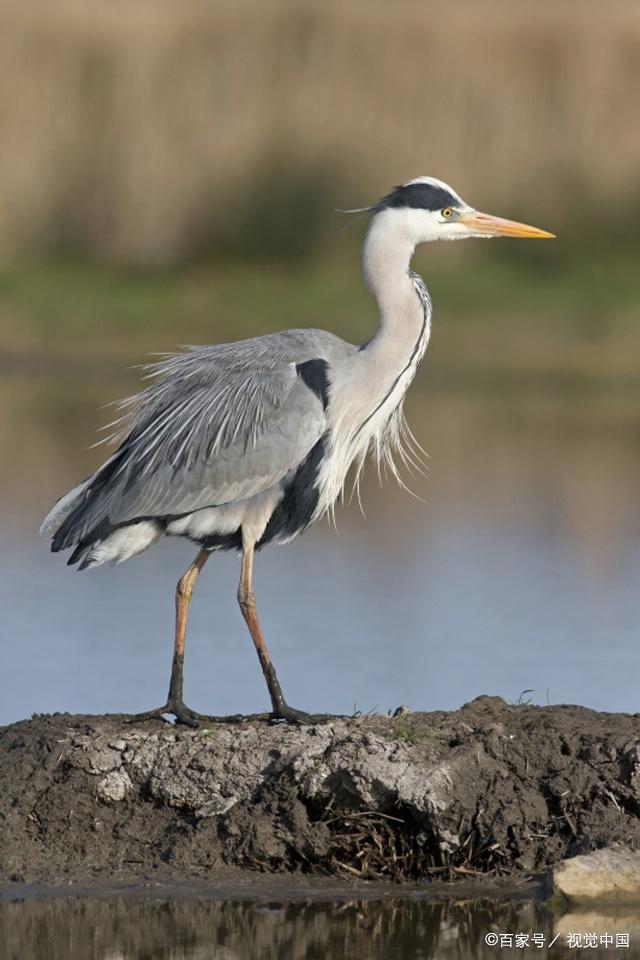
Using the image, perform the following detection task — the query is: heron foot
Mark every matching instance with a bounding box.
[269,704,325,725]
[127,700,206,728]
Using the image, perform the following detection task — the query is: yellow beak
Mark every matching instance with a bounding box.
[459,210,555,239]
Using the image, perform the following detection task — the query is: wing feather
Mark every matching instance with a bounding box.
[50,333,332,549]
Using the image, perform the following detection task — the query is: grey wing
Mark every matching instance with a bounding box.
[115,364,325,521]
[47,333,333,548]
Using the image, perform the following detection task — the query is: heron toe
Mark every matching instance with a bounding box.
[128,700,206,728]
[269,704,326,724]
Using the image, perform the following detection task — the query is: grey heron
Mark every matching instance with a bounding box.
[41,176,553,725]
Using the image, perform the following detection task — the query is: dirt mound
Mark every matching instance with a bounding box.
[1,697,639,885]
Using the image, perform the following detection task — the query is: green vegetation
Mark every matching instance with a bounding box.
[1,243,638,394]
[389,719,446,745]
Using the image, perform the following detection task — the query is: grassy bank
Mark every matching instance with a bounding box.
[1,244,639,391]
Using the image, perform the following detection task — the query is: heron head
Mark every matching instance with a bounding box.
[366,176,554,245]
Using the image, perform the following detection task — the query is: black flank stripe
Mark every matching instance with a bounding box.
[258,434,328,548]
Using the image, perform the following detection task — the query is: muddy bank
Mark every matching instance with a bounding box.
[1,697,639,886]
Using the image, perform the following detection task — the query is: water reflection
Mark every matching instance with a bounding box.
[0,895,639,960]
[2,367,640,724]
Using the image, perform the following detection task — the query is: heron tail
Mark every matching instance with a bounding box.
[39,476,94,537]
[40,450,122,547]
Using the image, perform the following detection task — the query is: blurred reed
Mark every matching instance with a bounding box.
[0,0,638,264]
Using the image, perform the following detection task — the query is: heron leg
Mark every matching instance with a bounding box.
[237,545,309,722]
[131,547,209,727]
[166,547,210,717]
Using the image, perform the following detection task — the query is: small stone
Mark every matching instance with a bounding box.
[553,846,640,904]
[97,770,132,803]
[392,705,411,718]
[86,745,123,775]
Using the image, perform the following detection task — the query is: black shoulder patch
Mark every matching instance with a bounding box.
[296,359,329,410]
[376,182,458,213]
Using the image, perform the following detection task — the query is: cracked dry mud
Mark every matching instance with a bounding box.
[1,696,640,885]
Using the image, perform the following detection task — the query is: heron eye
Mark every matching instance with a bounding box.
[441,207,453,219]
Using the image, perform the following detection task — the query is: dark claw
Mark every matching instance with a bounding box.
[170,702,204,728]
[127,701,206,728]
[269,704,327,725]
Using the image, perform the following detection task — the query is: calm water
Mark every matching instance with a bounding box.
[2,367,640,724]
[1,893,639,960]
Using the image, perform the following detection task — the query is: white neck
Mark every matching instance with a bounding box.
[361,210,426,361]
